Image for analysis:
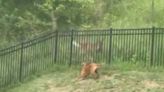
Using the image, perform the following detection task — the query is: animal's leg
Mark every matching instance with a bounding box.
[92,69,99,79]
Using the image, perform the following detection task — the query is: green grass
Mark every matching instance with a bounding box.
[5,62,164,92]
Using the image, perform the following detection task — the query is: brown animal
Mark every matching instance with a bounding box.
[72,40,103,54]
[78,62,101,80]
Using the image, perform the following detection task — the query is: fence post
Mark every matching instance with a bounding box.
[19,42,24,82]
[108,28,113,64]
[54,30,58,63]
[69,29,74,66]
[150,26,155,66]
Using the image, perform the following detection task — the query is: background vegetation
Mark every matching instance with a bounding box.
[0,0,164,48]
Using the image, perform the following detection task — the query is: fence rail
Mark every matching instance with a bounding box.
[0,27,164,89]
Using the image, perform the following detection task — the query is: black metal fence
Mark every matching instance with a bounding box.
[0,27,164,89]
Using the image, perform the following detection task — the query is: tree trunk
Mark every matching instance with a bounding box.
[51,10,57,31]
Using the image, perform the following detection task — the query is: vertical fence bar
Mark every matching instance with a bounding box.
[108,28,113,64]
[160,29,164,67]
[4,53,7,86]
[69,30,74,66]
[19,43,24,82]
[16,48,19,83]
[41,40,44,70]
[54,31,58,64]
[161,30,164,67]
[150,27,155,66]
[157,31,161,66]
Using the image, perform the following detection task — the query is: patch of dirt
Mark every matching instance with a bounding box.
[142,80,162,89]
[46,86,71,92]
[101,73,120,80]
[43,80,72,92]
[36,71,164,92]
[76,74,116,84]
[102,75,114,80]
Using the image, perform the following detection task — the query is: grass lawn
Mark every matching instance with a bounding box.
[5,62,164,92]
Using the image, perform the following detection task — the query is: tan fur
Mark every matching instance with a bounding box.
[73,40,103,54]
[79,62,101,80]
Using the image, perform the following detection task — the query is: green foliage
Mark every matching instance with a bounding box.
[1,0,164,48]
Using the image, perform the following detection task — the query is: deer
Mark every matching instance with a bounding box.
[72,39,103,64]
[72,39,103,54]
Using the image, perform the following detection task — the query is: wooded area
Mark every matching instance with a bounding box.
[0,0,164,48]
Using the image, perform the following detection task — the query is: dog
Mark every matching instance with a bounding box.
[78,62,101,80]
